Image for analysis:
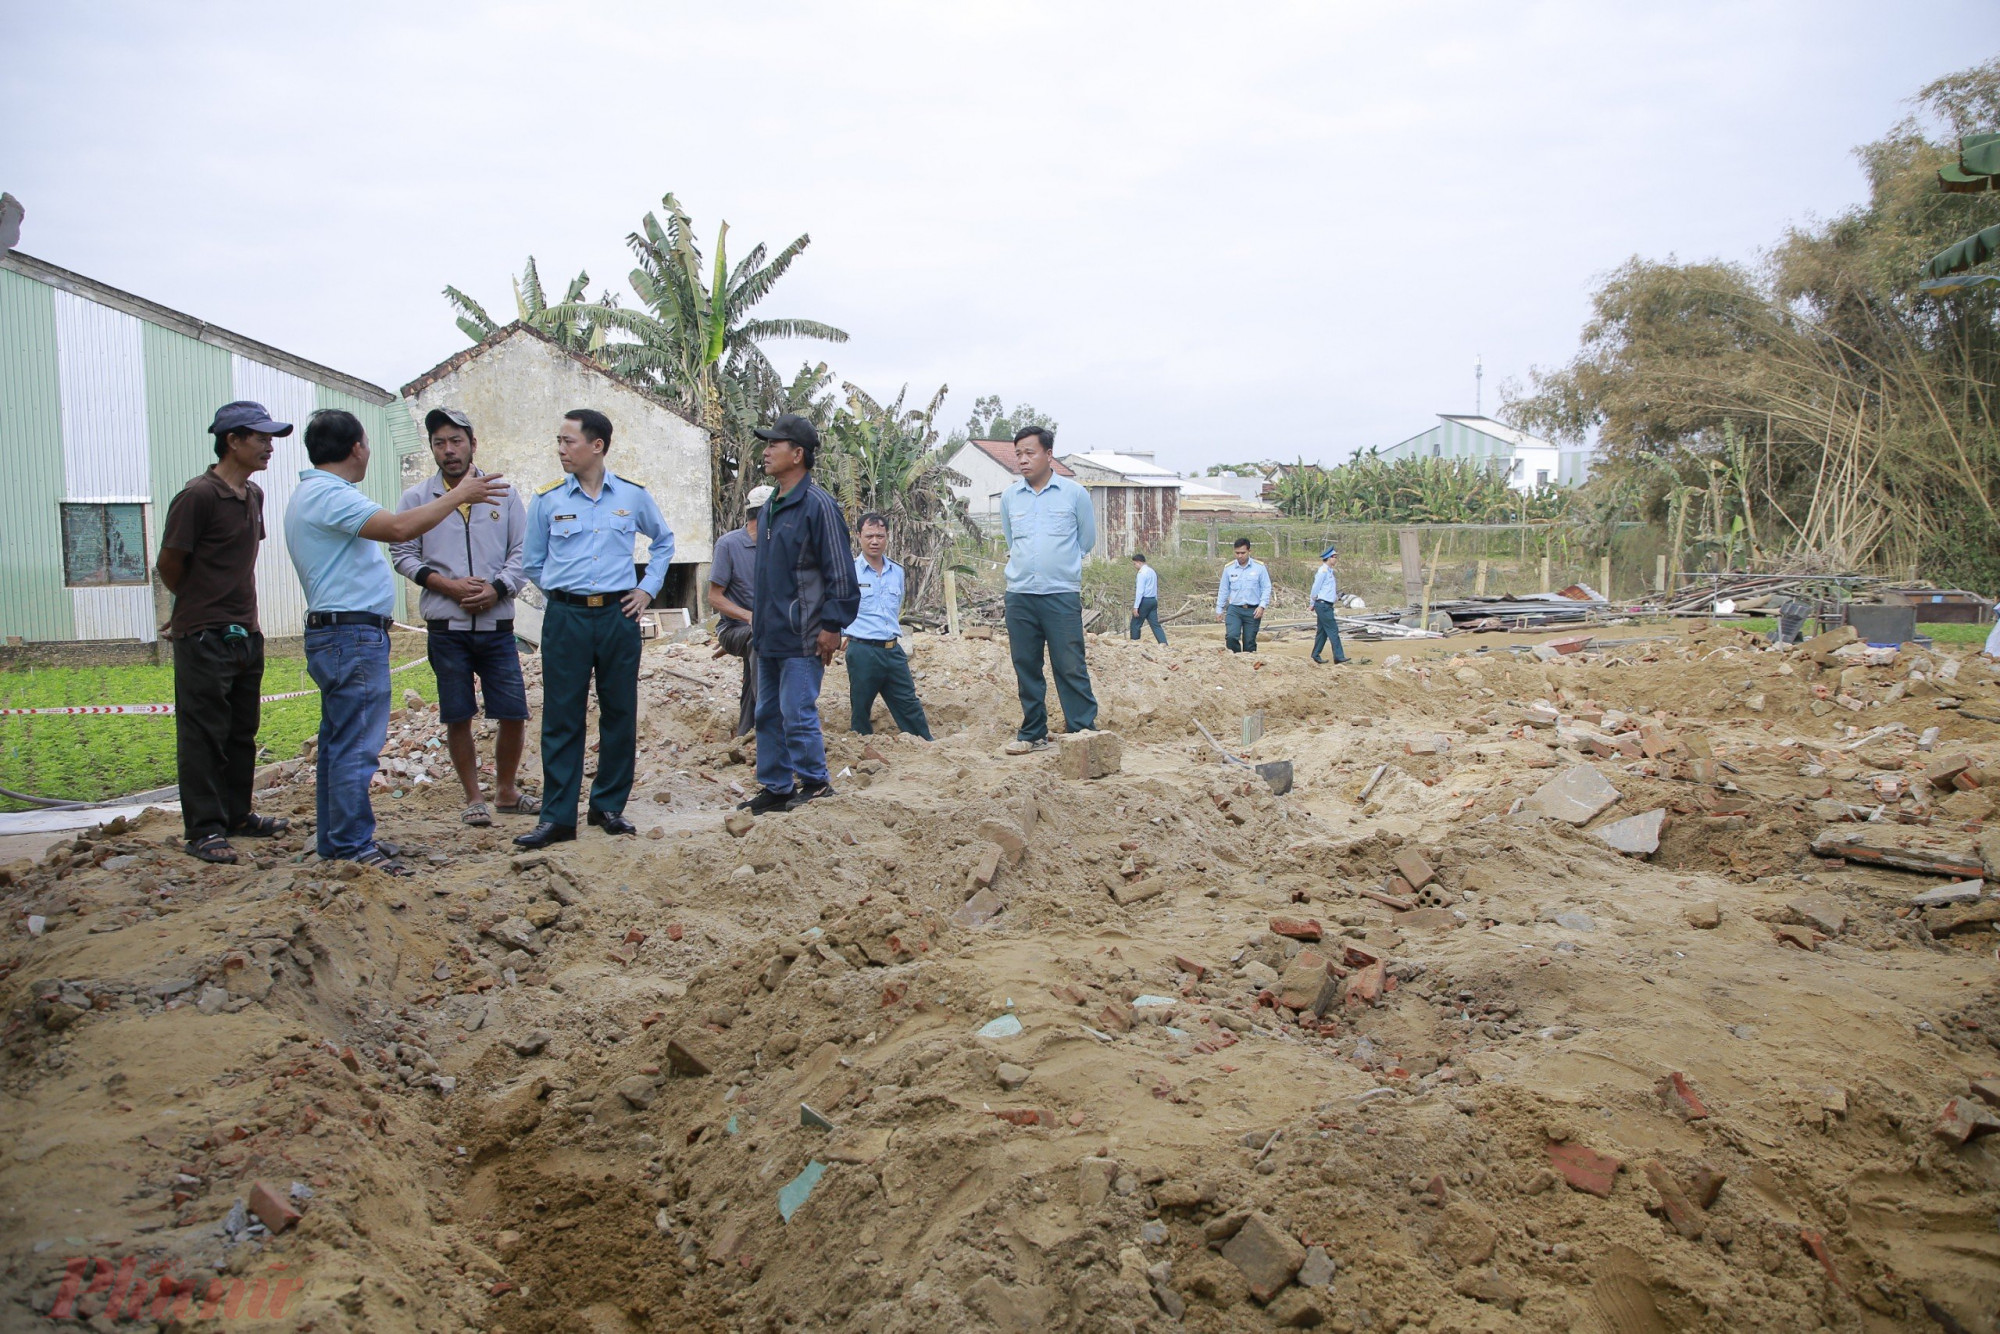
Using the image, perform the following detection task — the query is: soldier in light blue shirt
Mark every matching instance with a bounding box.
[515,410,675,850]
[1310,546,1349,664]
[996,428,1099,752]
[1129,552,1165,643]
[1215,537,1271,652]
[841,511,932,740]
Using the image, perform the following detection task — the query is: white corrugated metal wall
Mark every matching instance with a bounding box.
[232,358,320,636]
[51,290,156,640]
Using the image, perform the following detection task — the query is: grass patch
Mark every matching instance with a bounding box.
[0,655,439,811]
[1727,617,1990,646]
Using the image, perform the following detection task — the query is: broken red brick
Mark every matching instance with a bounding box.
[1269,916,1323,941]
[666,924,685,942]
[1688,1163,1727,1209]
[247,1180,300,1234]
[1546,1141,1622,1197]
[1772,924,1822,951]
[1393,849,1436,889]
[1641,1160,1704,1239]
[489,1281,518,1297]
[1933,1096,2000,1145]
[1655,1071,1710,1120]
[1172,955,1209,980]
[1341,944,1380,968]
[1386,874,1417,898]
[623,928,646,945]
[337,1046,361,1074]
[992,1108,1056,1128]
[1343,960,1386,1006]
[879,981,908,1008]
[1049,983,1090,1006]
[1799,1230,1845,1291]
[1097,1002,1134,1034]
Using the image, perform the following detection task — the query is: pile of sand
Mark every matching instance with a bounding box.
[4,620,1999,1331]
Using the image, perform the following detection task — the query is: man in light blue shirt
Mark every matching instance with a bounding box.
[285,409,509,874]
[842,511,932,741]
[1215,537,1271,653]
[1310,545,1349,664]
[996,427,1099,753]
[1129,552,1165,643]
[515,409,675,850]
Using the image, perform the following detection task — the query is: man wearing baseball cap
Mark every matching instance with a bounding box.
[390,408,536,826]
[709,483,772,737]
[737,414,859,813]
[155,401,294,864]
[1310,545,1349,664]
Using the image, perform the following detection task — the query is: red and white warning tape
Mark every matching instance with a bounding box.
[0,655,430,717]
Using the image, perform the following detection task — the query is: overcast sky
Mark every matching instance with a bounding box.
[5,3,1989,473]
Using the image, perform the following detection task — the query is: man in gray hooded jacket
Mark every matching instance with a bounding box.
[390,408,537,825]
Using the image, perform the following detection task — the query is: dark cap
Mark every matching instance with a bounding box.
[753,413,820,451]
[425,407,473,437]
[208,401,293,437]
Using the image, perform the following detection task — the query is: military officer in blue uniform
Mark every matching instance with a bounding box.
[514,409,674,848]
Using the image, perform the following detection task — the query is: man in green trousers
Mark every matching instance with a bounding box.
[514,409,674,849]
[842,511,932,740]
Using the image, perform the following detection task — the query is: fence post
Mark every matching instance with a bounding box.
[1206,518,1217,559]
[1398,529,1423,608]
[1599,555,1611,601]
[1539,555,1551,594]
[942,569,960,636]
[1475,559,1488,596]
[1654,554,1667,593]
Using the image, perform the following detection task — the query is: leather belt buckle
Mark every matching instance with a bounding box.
[586,594,605,608]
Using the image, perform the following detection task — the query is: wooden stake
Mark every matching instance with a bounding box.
[1475,559,1488,596]
[942,569,960,636]
[1539,555,1551,593]
[1599,555,1612,600]
[1655,554,1667,593]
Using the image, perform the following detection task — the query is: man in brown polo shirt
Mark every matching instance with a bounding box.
[155,401,294,863]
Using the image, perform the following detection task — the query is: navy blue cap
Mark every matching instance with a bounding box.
[208,401,294,437]
[1321,546,1338,559]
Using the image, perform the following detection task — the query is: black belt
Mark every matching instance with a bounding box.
[547,589,631,607]
[849,636,898,648]
[306,612,392,629]
[427,619,515,634]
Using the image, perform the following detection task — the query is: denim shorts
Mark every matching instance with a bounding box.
[427,629,529,723]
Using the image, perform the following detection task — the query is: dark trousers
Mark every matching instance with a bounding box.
[173,629,263,842]
[1129,596,1166,643]
[847,641,932,739]
[1312,601,1348,663]
[1004,591,1098,742]
[540,600,641,826]
[1225,604,1261,652]
[717,616,757,737]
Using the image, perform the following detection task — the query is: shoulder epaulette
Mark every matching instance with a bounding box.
[537,478,566,495]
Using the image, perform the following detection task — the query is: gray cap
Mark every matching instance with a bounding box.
[746,484,774,510]
[424,407,473,436]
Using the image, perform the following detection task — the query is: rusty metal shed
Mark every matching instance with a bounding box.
[1060,452,1181,561]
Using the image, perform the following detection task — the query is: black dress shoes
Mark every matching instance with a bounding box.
[513,822,577,849]
[588,810,638,836]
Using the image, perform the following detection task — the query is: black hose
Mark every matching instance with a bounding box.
[0,782,179,811]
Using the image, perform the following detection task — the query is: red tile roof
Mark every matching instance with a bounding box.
[969,438,1074,477]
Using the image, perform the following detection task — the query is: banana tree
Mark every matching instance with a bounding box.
[443,256,615,354]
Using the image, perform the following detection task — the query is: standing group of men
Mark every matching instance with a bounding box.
[160,400,1333,868]
[1125,539,1349,664]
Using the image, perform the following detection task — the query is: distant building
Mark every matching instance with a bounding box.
[1378,415,1591,490]
[1201,474,1274,505]
[400,324,715,636]
[949,438,1075,523]
[1057,452,1181,562]
[0,245,420,644]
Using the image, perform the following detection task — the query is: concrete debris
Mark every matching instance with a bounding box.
[1593,808,1666,856]
[1524,764,1621,824]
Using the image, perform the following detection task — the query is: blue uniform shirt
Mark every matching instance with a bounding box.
[1311,565,1339,604]
[1216,558,1272,614]
[524,469,674,597]
[845,554,906,641]
[1133,564,1158,609]
[998,474,1096,595]
[285,468,395,617]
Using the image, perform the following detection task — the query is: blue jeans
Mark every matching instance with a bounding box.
[304,623,391,861]
[754,653,829,794]
[427,629,529,723]
[1129,597,1166,643]
[1225,604,1261,652]
[1004,591,1098,742]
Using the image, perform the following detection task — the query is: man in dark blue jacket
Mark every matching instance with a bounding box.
[739,415,860,814]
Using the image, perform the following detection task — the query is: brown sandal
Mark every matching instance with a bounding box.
[185,835,239,864]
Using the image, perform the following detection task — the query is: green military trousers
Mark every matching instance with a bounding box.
[539,599,641,826]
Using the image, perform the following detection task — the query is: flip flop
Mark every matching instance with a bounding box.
[495,792,542,816]
[185,834,239,864]
[230,813,290,838]
[354,847,413,878]
[461,801,493,827]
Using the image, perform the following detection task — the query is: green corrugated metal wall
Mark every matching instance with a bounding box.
[313,386,416,510]
[143,324,233,548]
[0,269,74,641]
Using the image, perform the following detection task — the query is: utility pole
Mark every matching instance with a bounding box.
[1475,353,1483,417]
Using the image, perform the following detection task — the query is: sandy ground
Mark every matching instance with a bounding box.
[4,616,2000,1332]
